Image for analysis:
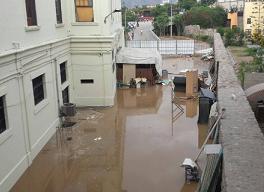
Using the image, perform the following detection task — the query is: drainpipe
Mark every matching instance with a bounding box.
[53,58,62,125]
[16,53,33,165]
[170,0,173,37]
[20,66,33,164]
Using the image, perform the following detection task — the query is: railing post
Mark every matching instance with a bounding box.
[176,40,177,55]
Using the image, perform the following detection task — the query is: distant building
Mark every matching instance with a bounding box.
[163,0,170,3]
[228,12,238,28]
[243,0,264,36]
[216,0,244,29]
[228,11,242,29]
[215,0,244,11]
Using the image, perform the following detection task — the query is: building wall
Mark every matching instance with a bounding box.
[67,0,122,36]
[0,0,124,191]
[0,0,68,53]
[228,12,238,28]
[0,38,72,192]
[243,0,264,35]
[216,0,244,11]
[71,36,118,106]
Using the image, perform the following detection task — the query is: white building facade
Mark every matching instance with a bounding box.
[243,0,264,36]
[0,0,124,191]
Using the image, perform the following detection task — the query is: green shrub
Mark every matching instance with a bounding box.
[217,27,225,36]
[245,48,258,56]
[224,27,244,46]
[195,35,213,45]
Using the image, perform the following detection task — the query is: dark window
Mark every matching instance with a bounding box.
[247,18,251,24]
[55,0,63,24]
[136,64,152,69]
[81,79,94,84]
[0,96,7,134]
[25,0,37,26]
[112,50,115,61]
[75,0,94,22]
[32,74,45,105]
[60,62,67,84]
[62,87,69,104]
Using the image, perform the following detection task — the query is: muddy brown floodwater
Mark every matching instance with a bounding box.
[11,86,208,192]
[12,57,209,192]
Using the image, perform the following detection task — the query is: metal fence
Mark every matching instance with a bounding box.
[126,40,211,55]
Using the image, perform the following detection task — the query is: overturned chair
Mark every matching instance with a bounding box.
[181,158,200,182]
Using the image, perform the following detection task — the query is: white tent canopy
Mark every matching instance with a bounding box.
[116,48,162,76]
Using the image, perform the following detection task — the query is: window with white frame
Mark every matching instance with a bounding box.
[0,96,7,134]
[60,62,67,84]
[62,86,69,104]
[32,74,45,105]
[75,0,94,22]
[25,0,38,26]
[55,0,63,24]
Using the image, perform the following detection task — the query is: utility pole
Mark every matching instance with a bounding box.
[170,0,173,37]
[122,0,127,29]
[125,7,127,29]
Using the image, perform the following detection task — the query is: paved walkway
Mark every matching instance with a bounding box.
[132,21,158,41]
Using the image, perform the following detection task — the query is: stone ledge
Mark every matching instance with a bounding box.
[214,33,264,192]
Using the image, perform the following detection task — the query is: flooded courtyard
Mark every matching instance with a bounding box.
[11,57,210,192]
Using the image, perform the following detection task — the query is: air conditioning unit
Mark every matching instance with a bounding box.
[61,103,76,117]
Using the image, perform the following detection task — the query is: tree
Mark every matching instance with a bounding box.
[252,31,264,47]
[224,27,244,46]
[173,15,184,35]
[178,0,197,10]
[154,13,169,36]
[122,7,137,28]
[200,0,217,6]
[183,6,226,28]
[151,4,167,17]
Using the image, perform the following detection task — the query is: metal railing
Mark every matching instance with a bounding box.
[126,40,211,55]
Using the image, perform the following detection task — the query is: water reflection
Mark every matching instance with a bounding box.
[12,86,202,192]
[122,87,200,192]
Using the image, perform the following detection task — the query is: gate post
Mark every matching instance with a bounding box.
[176,40,178,55]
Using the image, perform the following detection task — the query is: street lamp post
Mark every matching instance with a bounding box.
[170,0,173,37]
[125,7,127,29]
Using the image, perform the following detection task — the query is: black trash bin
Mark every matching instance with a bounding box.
[173,76,186,92]
[198,88,216,123]
[198,97,212,123]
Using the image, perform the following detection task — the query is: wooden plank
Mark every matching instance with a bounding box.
[186,70,198,97]
[123,64,135,84]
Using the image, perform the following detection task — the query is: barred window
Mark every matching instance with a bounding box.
[75,0,94,22]
[60,62,67,84]
[0,96,7,134]
[247,18,251,24]
[62,87,69,104]
[55,0,63,24]
[25,0,37,26]
[32,74,45,105]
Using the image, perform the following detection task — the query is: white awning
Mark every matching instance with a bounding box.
[116,48,162,76]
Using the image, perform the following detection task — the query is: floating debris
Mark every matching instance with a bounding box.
[77,110,104,121]
[93,137,102,141]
